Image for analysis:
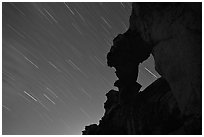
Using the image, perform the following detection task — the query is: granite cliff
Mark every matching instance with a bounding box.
[82,2,201,135]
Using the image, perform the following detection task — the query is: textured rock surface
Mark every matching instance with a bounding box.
[83,78,184,134]
[129,2,202,117]
[82,2,201,135]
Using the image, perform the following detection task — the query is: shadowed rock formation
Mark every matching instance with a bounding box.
[83,78,184,134]
[82,2,201,135]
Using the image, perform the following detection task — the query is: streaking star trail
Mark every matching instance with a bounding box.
[3,2,159,135]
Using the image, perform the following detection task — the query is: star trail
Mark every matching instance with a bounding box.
[2,2,160,135]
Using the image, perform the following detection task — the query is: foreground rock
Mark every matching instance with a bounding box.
[82,2,201,135]
[83,78,185,134]
[129,2,202,119]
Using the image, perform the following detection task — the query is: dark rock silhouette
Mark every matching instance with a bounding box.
[83,78,185,134]
[104,89,119,115]
[82,2,201,135]
[82,124,98,135]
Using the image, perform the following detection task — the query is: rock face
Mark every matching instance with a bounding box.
[130,2,202,117]
[82,2,201,135]
[83,78,185,134]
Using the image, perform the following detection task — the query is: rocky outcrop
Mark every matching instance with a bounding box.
[129,2,202,117]
[129,2,202,134]
[82,2,201,135]
[83,78,185,134]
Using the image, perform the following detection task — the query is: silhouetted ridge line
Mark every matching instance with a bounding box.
[82,2,201,135]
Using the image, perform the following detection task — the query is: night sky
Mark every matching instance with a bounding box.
[2,2,160,135]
